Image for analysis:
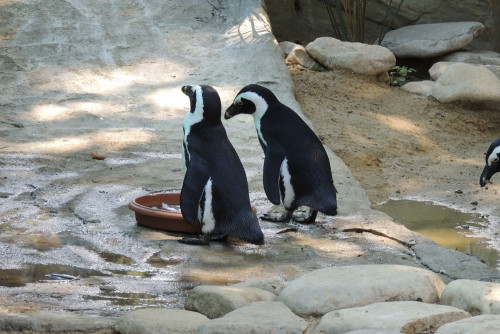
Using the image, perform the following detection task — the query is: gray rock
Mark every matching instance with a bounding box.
[233,277,286,295]
[114,308,209,334]
[278,264,445,316]
[430,61,500,81]
[401,80,434,96]
[184,285,277,319]
[306,37,396,75]
[313,301,471,334]
[0,311,115,332]
[411,240,500,282]
[438,50,500,66]
[441,279,500,315]
[428,63,500,108]
[195,301,308,334]
[434,314,500,334]
[381,22,484,58]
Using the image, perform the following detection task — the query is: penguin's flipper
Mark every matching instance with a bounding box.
[180,156,210,226]
[263,148,285,205]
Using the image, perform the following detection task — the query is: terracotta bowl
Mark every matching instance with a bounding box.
[128,192,202,234]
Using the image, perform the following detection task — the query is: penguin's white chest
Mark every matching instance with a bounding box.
[199,178,216,233]
[280,158,295,209]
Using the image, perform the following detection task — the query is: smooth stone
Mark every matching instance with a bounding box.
[441,279,500,315]
[434,314,500,334]
[429,61,500,81]
[184,285,277,319]
[114,308,209,334]
[313,301,471,334]
[428,63,500,107]
[278,264,445,316]
[306,37,396,75]
[401,80,434,96]
[380,22,484,58]
[195,301,308,334]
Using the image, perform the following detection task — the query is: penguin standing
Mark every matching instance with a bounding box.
[480,138,500,187]
[179,85,264,245]
[224,84,337,224]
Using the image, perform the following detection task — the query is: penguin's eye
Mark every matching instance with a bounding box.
[235,100,243,106]
[493,157,499,163]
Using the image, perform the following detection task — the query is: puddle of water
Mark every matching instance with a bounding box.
[0,264,108,287]
[375,200,499,268]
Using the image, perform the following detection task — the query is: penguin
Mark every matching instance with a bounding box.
[480,138,500,187]
[224,84,337,224]
[179,84,264,245]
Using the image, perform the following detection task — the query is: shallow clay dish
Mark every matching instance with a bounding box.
[128,193,202,234]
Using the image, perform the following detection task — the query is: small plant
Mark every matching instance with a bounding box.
[389,65,416,86]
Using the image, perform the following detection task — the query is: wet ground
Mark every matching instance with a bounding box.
[1,0,499,319]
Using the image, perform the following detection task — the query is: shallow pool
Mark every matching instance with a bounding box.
[375,200,499,268]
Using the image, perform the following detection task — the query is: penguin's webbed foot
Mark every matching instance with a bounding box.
[178,233,211,245]
[293,208,318,224]
[260,210,293,223]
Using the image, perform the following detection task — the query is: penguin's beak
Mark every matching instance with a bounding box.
[181,85,193,96]
[480,165,495,187]
[224,103,241,120]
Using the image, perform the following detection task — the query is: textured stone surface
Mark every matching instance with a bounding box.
[185,285,277,319]
[278,264,445,316]
[306,37,396,75]
[195,301,308,334]
[314,301,470,334]
[265,0,498,52]
[430,61,500,80]
[434,315,500,334]
[428,63,500,107]
[114,308,209,334]
[233,278,286,295]
[441,279,500,315]
[0,311,115,332]
[381,22,484,58]
[438,50,500,66]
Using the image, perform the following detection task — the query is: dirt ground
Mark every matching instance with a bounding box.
[289,65,500,212]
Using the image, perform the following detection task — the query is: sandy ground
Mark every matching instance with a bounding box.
[289,64,500,244]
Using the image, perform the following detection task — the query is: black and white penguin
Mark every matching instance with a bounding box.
[224,84,337,224]
[480,138,500,187]
[179,85,264,245]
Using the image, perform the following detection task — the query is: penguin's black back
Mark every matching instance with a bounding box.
[261,98,337,214]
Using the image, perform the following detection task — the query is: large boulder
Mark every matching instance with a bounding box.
[306,37,396,75]
[114,308,209,334]
[184,285,277,319]
[428,63,500,108]
[314,301,470,334]
[380,22,484,58]
[440,279,500,315]
[195,301,308,334]
[278,264,445,316]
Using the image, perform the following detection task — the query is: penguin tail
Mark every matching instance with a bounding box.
[230,212,265,245]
